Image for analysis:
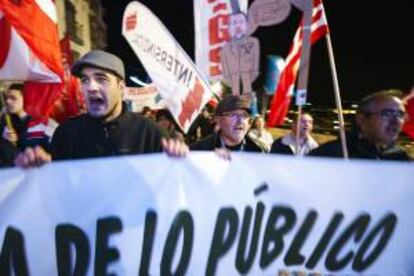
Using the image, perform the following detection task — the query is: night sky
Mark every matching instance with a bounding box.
[101,0,414,106]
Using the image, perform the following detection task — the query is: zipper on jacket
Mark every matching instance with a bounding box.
[103,127,109,139]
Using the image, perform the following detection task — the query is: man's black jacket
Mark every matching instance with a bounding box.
[51,108,163,160]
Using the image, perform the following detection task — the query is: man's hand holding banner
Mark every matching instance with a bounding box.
[0,153,413,275]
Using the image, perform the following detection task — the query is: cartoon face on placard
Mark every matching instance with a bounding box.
[229,12,248,41]
[248,0,292,34]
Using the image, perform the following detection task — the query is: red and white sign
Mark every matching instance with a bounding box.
[194,0,248,82]
[123,2,213,133]
[0,0,63,82]
[124,85,166,112]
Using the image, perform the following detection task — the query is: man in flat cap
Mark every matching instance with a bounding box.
[15,50,187,167]
[190,95,265,153]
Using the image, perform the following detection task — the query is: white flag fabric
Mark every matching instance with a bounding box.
[194,0,248,82]
[0,153,413,275]
[0,1,62,82]
[122,2,213,133]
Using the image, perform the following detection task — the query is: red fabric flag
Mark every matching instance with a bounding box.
[0,0,63,80]
[23,82,63,119]
[49,36,85,123]
[267,0,329,127]
[403,96,414,139]
[1,0,64,119]
[0,0,65,141]
[0,13,12,69]
[207,96,218,108]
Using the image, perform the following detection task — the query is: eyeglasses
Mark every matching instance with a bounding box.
[220,112,250,120]
[366,109,407,120]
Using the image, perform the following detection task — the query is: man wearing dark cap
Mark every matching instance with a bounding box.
[190,95,265,152]
[15,50,187,167]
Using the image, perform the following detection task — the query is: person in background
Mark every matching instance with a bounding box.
[1,83,28,167]
[271,113,318,155]
[0,84,51,167]
[156,109,185,142]
[248,115,273,153]
[15,50,187,168]
[190,95,266,154]
[186,106,216,144]
[310,90,412,160]
[141,106,155,120]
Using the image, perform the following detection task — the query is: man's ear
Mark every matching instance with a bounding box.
[355,113,365,130]
[118,79,126,97]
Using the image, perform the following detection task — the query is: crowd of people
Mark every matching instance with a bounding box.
[0,50,412,168]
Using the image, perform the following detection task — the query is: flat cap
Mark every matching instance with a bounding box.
[215,95,251,115]
[71,50,125,80]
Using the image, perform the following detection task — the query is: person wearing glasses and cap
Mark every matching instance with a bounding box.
[310,90,412,161]
[15,50,188,167]
[190,95,266,154]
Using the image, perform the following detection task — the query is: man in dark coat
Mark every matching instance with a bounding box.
[310,90,412,161]
[190,95,265,153]
[15,50,187,167]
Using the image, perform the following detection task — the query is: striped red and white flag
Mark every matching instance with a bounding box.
[0,0,64,142]
[0,0,63,82]
[267,0,329,127]
[403,91,414,140]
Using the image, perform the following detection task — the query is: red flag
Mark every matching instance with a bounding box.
[0,0,66,142]
[267,0,329,127]
[49,36,85,123]
[22,82,62,147]
[24,82,63,119]
[0,0,63,81]
[403,96,414,139]
[1,0,64,118]
[207,96,219,108]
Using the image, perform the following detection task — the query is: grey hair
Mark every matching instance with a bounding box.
[357,89,404,114]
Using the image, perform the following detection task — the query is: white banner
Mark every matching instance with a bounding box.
[122,2,213,133]
[0,153,413,275]
[194,0,248,82]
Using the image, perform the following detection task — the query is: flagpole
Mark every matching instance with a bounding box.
[324,32,349,159]
[294,3,313,156]
[295,105,303,155]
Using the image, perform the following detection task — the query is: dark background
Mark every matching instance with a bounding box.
[101,0,414,106]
